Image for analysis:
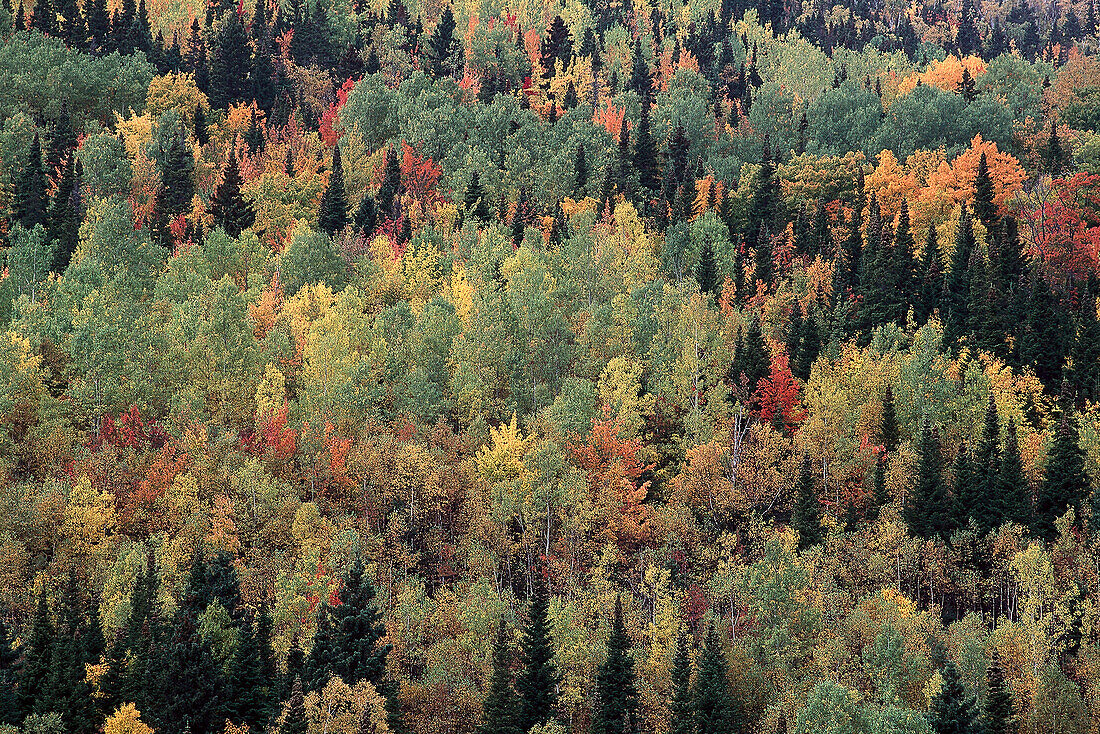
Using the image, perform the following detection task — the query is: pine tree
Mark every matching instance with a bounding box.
[477,620,521,734]
[575,143,589,194]
[973,153,996,228]
[919,225,943,323]
[516,568,560,732]
[692,624,739,734]
[928,661,979,734]
[1045,121,1067,175]
[210,149,255,237]
[957,66,977,102]
[13,133,48,230]
[592,598,639,734]
[318,144,348,236]
[792,458,823,550]
[984,652,1015,734]
[730,316,769,395]
[905,422,956,538]
[634,96,660,196]
[1035,410,1090,540]
[881,385,899,455]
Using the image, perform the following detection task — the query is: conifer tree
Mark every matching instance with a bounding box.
[330,560,391,689]
[730,316,769,394]
[13,133,48,231]
[919,225,943,323]
[592,598,639,734]
[209,8,250,109]
[425,7,457,78]
[696,238,719,297]
[48,572,99,734]
[668,633,693,734]
[87,0,110,51]
[1036,410,1090,540]
[1069,295,1100,405]
[377,146,402,218]
[48,154,81,272]
[928,661,979,734]
[575,143,589,194]
[1045,121,1067,175]
[952,442,976,528]
[943,207,975,347]
[881,385,899,455]
[634,96,660,196]
[279,677,308,734]
[230,607,276,732]
[871,453,889,515]
[746,138,778,249]
[984,652,1015,734]
[19,590,53,717]
[998,420,1030,528]
[0,617,16,725]
[905,422,955,538]
[692,624,739,734]
[516,568,559,732]
[318,144,348,235]
[973,153,996,228]
[210,149,255,237]
[971,394,1001,531]
[792,458,823,550]
[477,620,521,734]
[354,192,379,236]
[464,171,491,222]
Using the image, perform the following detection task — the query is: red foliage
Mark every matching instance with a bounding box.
[89,405,169,452]
[399,141,444,204]
[1018,173,1100,279]
[242,404,297,460]
[753,354,806,430]
[319,78,356,147]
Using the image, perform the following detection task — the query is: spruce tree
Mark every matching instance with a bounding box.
[928,661,979,734]
[881,385,899,455]
[792,458,823,550]
[971,394,1001,531]
[634,96,660,195]
[998,421,1030,528]
[973,153,996,229]
[477,620,521,734]
[730,316,769,395]
[19,590,53,717]
[425,7,457,78]
[209,8,251,109]
[13,133,48,231]
[919,225,943,323]
[464,171,491,222]
[696,239,719,297]
[47,153,81,272]
[0,617,17,725]
[354,192,379,236]
[668,633,693,734]
[984,652,1015,734]
[1035,410,1090,540]
[210,149,255,237]
[330,560,391,689]
[302,606,335,693]
[318,143,348,236]
[376,145,402,218]
[905,422,955,539]
[943,207,975,348]
[516,568,560,732]
[575,143,589,194]
[279,677,308,734]
[592,598,639,734]
[1045,121,1067,175]
[692,624,739,734]
[1069,295,1100,405]
[952,442,976,528]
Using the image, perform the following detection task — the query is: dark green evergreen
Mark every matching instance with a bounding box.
[970,394,1001,531]
[19,590,53,717]
[692,624,739,734]
[984,652,1015,734]
[998,421,1030,528]
[516,569,560,732]
[209,9,251,109]
[928,661,979,734]
[477,620,522,734]
[973,153,996,228]
[1036,410,1090,540]
[279,677,308,734]
[48,154,82,272]
[696,238,719,297]
[1069,295,1100,405]
[318,144,348,236]
[592,598,639,734]
[792,458,822,550]
[354,192,379,236]
[464,170,491,222]
[376,145,402,218]
[13,133,48,231]
[668,633,693,734]
[210,150,255,237]
[943,207,975,348]
[905,422,955,539]
[881,385,899,455]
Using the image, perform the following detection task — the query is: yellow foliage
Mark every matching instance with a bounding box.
[255,363,286,422]
[897,55,986,96]
[146,73,208,122]
[475,414,535,482]
[104,704,154,734]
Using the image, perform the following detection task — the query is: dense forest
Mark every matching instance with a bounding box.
[4,0,1100,731]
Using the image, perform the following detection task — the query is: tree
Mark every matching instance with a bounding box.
[943,207,976,348]
[881,385,899,455]
[48,154,82,272]
[1069,295,1100,405]
[13,132,48,230]
[318,143,348,235]
[998,421,1030,528]
[905,422,956,539]
[376,145,402,219]
[464,170,491,222]
[477,620,521,734]
[970,394,1001,531]
[0,617,17,725]
[696,238,719,297]
[425,7,457,78]
[575,144,589,194]
[230,606,276,732]
[973,153,996,228]
[792,458,823,550]
[1035,410,1090,540]
[634,96,660,196]
[19,590,53,717]
[210,149,255,237]
[668,633,693,734]
[592,598,639,734]
[209,9,251,109]
[730,316,769,396]
[1045,121,1068,176]
[280,677,308,734]
[516,568,559,732]
[984,652,1015,734]
[928,661,979,734]
[692,624,739,734]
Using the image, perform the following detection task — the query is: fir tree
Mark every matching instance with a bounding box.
[354,192,379,236]
[318,144,348,235]
[13,133,48,231]
[919,225,943,323]
[330,560,391,688]
[970,393,1001,531]
[928,661,979,734]
[730,316,769,395]
[943,206,975,348]
[47,153,81,272]
[19,590,53,717]
[984,652,1015,734]
[209,8,251,109]
[951,442,975,528]
[464,171,491,222]
[998,420,1030,528]
[696,238,719,297]
[1036,410,1090,540]
[667,633,693,734]
[692,624,739,734]
[871,454,889,514]
[1069,295,1100,405]
[1045,120,1067,175]
[973,153,996,228]
[592,598,639,734]
[792,458,823,550]
[575,143,589,194]
[210,149,255,237]
[516,568,560,732]
[881,385,899,455]
[477,620,521,734]
[376,146,402,218]
[634,96,660,195]
[905,422,955,539]
[425,6,457,78]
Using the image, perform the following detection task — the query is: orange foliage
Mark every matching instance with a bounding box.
[897,55,986,96]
